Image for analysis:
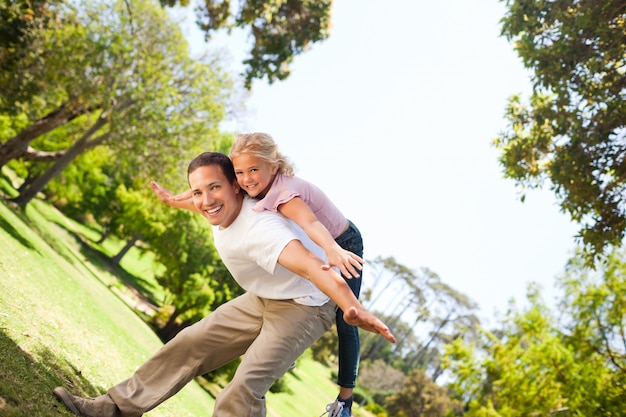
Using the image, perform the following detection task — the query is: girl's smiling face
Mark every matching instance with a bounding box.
[232,153,278,198]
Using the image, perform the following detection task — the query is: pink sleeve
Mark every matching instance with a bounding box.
[252,174,300,213]
[251,175,347,238]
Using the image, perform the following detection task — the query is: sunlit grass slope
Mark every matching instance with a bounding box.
[0,173,371,416]
[0,198,211,417]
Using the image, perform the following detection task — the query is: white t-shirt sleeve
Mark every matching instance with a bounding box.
[245,211,297,274]
[214,196,330,305]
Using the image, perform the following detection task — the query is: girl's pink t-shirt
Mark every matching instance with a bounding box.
[252,174,347,239]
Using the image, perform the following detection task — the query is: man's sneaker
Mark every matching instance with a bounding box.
[53,387,86,416]
[320,397,352,417]
[54,387,124,416]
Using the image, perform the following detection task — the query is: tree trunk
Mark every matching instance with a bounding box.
[407,312,451,370]
[11,113,110,206]
[112,233,142,265]
[96,227,110,244]
[11,97,134,206]
[0,101,87,168]
[17,171,36,193]
[22,146,68,162]
[156,310,194,343]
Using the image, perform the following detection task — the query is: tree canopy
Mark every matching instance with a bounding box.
[160,0,333,88]
[0,0,64,114]
[444,249,626,416]
[494,0,626,260]
[0,0,232,206]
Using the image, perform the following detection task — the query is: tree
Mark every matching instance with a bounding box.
[150,208,241,341]
[360,257,480,381]
[2,0,232,205]
[161,0,333,88]
[46,146,129,241]
[0,1,94,164]
[445,287,580,416]
[494,0,626,260]
[384,369,463,417]
[0,0,64,113]
[558,249,626,410]
[358,359,405,394]
[444,261,626,416]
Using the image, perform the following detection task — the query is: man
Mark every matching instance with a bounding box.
[54,152,394,417]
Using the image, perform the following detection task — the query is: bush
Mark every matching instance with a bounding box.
[364,400,387,417]
[269,376,293,394]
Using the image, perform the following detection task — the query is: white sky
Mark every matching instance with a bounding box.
[175,1,580,323]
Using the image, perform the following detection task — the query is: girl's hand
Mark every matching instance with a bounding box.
[150,181,194,209]
[150,181,174,205]
[326,248,364,279]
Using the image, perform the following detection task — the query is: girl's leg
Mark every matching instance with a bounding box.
[332,220,364,416]
[334,220,363,391]
[335,275,361,390]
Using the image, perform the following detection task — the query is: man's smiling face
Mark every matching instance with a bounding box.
[188,164,242,228]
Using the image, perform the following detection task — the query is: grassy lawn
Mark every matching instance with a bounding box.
[0,198,212,417]
[0,185,373,416]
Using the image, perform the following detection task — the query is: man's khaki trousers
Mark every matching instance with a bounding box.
[87,292,336,416]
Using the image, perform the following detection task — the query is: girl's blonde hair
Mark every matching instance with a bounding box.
[229,132,295,177]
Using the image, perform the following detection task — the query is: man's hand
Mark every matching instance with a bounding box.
[343,306,396,343]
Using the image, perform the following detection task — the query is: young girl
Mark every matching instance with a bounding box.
[229,132,363,417]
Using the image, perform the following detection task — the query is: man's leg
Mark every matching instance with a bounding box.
[213,299,336,417]
[108,293,265,416]
[55,293,263,417]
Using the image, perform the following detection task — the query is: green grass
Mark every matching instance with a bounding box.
[0,198,212,417]
[0,180,373,416]
[267,354,350,417]
[33,201,166,306]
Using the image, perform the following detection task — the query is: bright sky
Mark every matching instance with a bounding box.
[176,1,580,323]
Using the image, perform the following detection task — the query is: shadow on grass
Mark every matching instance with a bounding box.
[2,196,159,311]
[41,216,160,307]
[0,211,36,251]
[0,330,104,417]
[76,233,161,306]
[0,171,19,199]
[287,367,304,382]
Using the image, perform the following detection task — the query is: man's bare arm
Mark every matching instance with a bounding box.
[277,240,396,343]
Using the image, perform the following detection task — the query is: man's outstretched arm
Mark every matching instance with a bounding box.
[278,240,396,344]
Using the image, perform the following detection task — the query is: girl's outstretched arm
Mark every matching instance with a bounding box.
[150,181,198,212]
[279,197,363,278]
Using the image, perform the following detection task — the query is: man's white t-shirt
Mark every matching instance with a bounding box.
[212,196,330,306]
